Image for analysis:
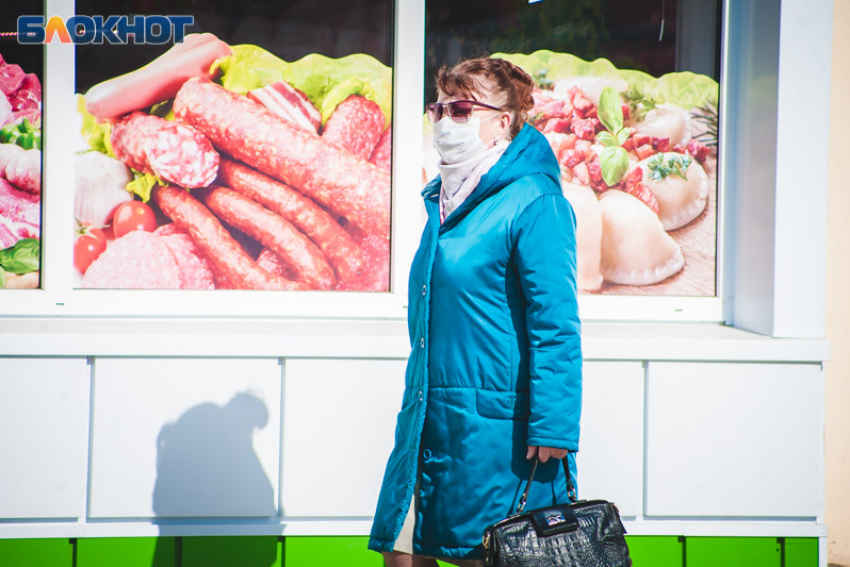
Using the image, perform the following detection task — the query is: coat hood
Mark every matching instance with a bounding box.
[424,123,562,230]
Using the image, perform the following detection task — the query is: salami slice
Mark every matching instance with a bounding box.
[111,111,219,189]
[160,233,216,289]
[81,231,182,289]
[173,78,390,238]
[322,95,385,160]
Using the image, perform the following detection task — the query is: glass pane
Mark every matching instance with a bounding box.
[72,0,393,292]
[0,5,44,290]
[424,0,721,297]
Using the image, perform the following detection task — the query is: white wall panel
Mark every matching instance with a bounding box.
[576,361,644,516]
[0,358,90,519]
[89,358,281,518]
[645,362,822,517]
[281,358,407,517]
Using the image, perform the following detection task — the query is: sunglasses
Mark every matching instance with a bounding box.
[426,100,504,123]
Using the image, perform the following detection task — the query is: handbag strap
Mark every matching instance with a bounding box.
[515,454,577,515]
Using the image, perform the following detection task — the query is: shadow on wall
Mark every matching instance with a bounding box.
[150,392,277,567]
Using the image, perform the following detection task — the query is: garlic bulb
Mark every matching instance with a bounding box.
[74,151,133,226]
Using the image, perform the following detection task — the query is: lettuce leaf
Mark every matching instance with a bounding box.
[493,50,718,110]
[126,173,165,203]
[215,45,393,127]
[77,94,116,158]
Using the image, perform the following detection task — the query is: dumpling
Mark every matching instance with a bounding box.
[598,189,684,285]
[631,104,691,147]
[561,181,603,291]
[635,152,708,230]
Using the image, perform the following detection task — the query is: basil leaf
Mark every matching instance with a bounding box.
[0,268,5,288]
[596,131,617,147]
[600,146,629,186]
[0,238,40,274]
[598,87,624,135]
[617,128,630,146]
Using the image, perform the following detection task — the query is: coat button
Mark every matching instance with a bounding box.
[418,390,424,401]
[420,337,425,348]
[422,284,427,295]
[423,449,432,460]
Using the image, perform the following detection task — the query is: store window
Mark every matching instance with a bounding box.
[424,0,722,299]
[69,0,394,292]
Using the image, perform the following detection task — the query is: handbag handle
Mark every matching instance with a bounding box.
[515,455,577,514]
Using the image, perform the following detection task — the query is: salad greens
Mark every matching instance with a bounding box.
[78,95,115,158]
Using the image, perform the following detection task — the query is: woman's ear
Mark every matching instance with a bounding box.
[501,112,513,139]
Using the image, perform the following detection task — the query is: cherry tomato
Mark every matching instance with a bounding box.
[74,227,107,274]
[112,201,157,238]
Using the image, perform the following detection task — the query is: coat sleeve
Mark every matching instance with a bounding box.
[513,188,582,451]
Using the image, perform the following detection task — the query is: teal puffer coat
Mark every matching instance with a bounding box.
[369,124,582,561]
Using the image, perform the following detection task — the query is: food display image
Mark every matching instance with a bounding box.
[425,51,719,296]
[75,33,392,291]
[0,51,42,289]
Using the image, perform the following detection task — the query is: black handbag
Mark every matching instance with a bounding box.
[482,457,632,567]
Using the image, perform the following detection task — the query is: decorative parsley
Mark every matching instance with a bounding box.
[646,153,692,182]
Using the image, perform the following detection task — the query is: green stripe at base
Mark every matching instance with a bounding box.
[0,535,820,567]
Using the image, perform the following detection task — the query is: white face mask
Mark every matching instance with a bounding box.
[433,114,503,165]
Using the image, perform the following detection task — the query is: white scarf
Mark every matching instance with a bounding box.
[438,140,509,223]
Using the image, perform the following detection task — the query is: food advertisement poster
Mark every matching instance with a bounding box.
[0,5,43,289]
[424,0,721,297]
[73,0,394,292]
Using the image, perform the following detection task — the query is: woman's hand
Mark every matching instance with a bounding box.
[526,445,568,463]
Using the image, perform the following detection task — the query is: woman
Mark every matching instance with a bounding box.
[369,58,582,567]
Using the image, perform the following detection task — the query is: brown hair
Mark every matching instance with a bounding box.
[435,57,535,139]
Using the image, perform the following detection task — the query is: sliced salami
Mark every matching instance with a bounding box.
[160,233,216,289]
[81,231,182,289]
[111,111,219,189]
[322,95,385,160]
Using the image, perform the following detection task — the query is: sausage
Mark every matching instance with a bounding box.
[173,78,391,238]
[216,157,364,283]
[151,185,308,290]
[111,112,219,189]
[322,95,385,160]
[195,185,335,290]
[369,127,392,172]
[84,33,232,119]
